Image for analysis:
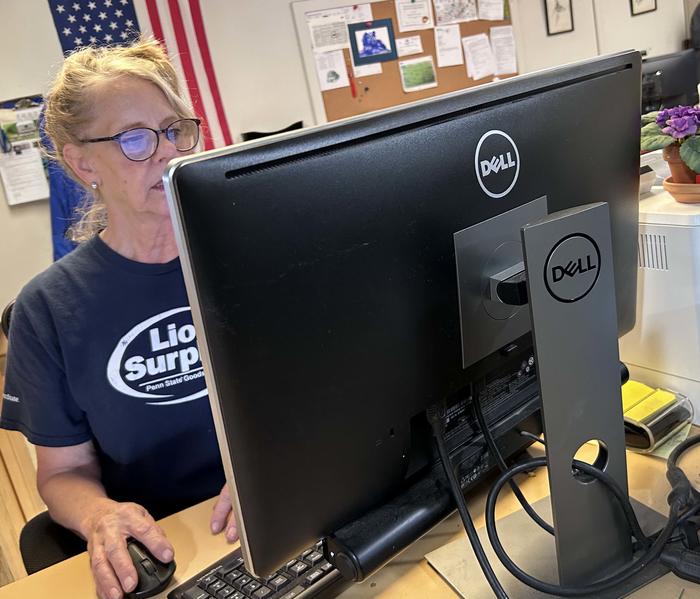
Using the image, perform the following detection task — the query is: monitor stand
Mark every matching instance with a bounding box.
[430,202,670,597]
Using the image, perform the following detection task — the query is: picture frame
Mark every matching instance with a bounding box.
[348,19,398,66]
[630,0,657,16]
[544,0,574,36]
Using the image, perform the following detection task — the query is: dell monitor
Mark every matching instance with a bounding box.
[165,51,641,578]
[641,49,699,112]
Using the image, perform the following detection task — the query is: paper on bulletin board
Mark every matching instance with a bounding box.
[462,33,496,80]
[395,0,434,32]
[396,35,424,57]
[478,0,504,20]
[435,24,463,67]
[308,18,349,52]
[399,55,438,92]
[433,0,477,25]
[0,147,49,205]
[490,25,517,75]
[351,54,383,77]
[314,50,351,90]
[306,3,374,52]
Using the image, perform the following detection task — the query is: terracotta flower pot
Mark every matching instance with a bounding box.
[663,144,697,184]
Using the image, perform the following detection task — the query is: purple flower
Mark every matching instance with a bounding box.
[656,105,700,139]
[662,115,699,139]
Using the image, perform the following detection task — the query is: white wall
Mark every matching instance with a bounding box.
[509,0,599,74]
[0,1,63,310]
[594,0,686,57]
[200,1,315,138]
[510,0,687,75]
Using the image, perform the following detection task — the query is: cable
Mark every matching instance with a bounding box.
[471,384,553,535]
[429,397,700,597]
[519,430,545,446]
[485,456,678,596]
[427,404,508,599]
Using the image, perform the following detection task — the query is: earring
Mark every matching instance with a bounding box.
[90,181,98,190]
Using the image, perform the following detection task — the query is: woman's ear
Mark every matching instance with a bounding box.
[63,143,98,188]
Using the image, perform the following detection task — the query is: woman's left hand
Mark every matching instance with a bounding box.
[211,483,239,542]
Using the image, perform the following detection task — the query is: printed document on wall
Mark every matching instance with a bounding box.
[396,35,424,57]
[306,4,374,52]
[478,0,504,20]
[314,51,350,91]
[462,33,496,80]
[435,25,463,67]
[395,0,434,31]
[433,0,477,25]
[0,147,49,205]
[490,26,517,75]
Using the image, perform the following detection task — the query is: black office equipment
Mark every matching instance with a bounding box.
[167,542,349,599]
[165,51,640,581]
[641,49,699,112]
[240,121,304,142]
[124,538,176,599]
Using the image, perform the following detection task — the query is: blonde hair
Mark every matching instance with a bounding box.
[43,37,194,242]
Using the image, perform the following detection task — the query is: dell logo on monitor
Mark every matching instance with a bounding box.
[545,234,601,303]
[475,130,520,198]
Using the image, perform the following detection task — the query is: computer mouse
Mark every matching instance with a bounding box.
[123,538,176,599]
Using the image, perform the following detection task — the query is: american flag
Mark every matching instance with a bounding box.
[47,0,232,149]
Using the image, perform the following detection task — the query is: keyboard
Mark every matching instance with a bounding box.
[167,542,349,599]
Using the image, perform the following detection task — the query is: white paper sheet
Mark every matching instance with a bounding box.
[462,33,496,80]
[0,147,49,205]
[396,35,424,57]
[306,4,374,52]
[432,0,477,25]
[306,4,373,23]
[395,0,434,32]
[352,54,383,77]
[490,25,517,75]
[399,55,438,92]
[314,50,350,91]
[308,18,349,52]
[435,25,463,67]
[478,0,504,20]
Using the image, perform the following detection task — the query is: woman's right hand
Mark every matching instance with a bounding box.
[82,498,174,599]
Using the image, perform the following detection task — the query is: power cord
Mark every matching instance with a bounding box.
[471,383,553,536]
[428,395,700,597]
[426,403,508,599]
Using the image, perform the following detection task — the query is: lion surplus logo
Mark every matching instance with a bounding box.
[106,307,207,406]
[475,130,520,199]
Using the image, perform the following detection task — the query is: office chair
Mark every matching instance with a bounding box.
[240,120,303,142]
[2,298,87,574]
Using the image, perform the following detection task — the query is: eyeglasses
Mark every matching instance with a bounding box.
[80,118,201,161]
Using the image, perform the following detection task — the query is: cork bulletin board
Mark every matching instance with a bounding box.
[292,0,517,124]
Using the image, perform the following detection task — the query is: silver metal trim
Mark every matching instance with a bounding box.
[163,160,257,574]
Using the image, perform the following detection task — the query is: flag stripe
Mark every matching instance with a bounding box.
[178,0,224,148]
[144,0,165,45]
[188,0,232,146]
[166,0,214,150]
[147,0,194,114]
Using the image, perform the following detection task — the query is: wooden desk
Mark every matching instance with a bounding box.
[1,445,698,599]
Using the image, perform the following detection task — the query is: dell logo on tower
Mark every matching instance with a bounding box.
[544,233,601,303]
[475,130,520,198]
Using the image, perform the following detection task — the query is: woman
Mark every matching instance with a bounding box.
[0,39,236,599]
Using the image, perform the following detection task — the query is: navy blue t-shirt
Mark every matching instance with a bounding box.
[1,235,224,519]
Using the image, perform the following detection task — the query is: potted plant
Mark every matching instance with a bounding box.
[641,106,700,185]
